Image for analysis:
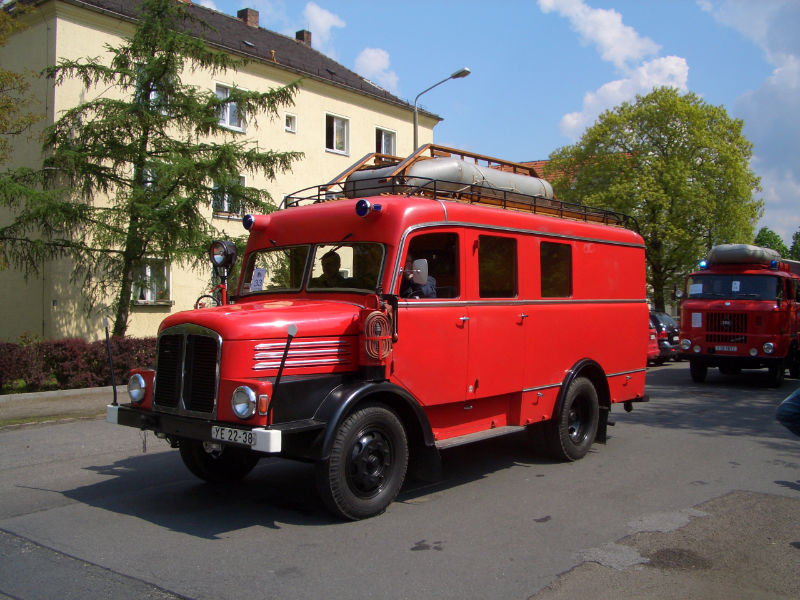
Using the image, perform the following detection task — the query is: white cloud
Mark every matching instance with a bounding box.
[354,48,399,94]
[302,2,345,56]
[195,0,217,10]
[702,0,800,242]
[560,56,689,138]
[538,0,660,71]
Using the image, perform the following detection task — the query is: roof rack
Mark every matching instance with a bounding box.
[282,144,632,228]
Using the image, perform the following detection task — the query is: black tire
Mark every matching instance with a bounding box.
[543,377,599,461]
[316,404,408,520]
[768,361,785,387]
[789,347,800,379]
[653,357,666,366]
[690,360,707,383]
[179,439,260,484]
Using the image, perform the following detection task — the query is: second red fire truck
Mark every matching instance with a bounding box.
[679,244,800,386]
[108,145,649,519]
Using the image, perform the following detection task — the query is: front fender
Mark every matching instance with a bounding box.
[314,381,435,461]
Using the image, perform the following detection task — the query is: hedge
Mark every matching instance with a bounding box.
[0,337,156,394]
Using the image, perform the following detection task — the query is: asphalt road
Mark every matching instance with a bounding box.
[1,362,799,599]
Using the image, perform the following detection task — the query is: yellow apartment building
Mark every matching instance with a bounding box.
[0,0,440,341]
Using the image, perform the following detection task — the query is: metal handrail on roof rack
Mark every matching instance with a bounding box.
[280,144,634,228]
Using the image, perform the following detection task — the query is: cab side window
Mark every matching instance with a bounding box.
[478,235,517,298]
[541,241,572,297]
[403,233,459,299]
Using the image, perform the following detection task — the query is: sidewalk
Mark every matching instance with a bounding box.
[0,385,125,425]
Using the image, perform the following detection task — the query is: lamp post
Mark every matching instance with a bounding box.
[413,67,471,150]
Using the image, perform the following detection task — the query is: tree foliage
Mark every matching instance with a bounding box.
[753,226,789,257]
[544,87,762,311]
[0,0,301,336]
[0,3,41,164]
[790,229,800,261]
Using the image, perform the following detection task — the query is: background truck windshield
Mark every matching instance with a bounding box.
[687,274,781,300]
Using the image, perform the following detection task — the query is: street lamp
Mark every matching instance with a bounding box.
[413,67,471,150]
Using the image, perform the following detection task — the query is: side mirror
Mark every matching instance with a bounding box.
[412,259,428,285]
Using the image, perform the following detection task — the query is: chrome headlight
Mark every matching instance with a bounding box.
[680,339,691,351]
[763,342,775,354]
[232,386,256,419]
[128,374,146,404]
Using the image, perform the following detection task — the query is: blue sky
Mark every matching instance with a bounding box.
[201,0,800,246]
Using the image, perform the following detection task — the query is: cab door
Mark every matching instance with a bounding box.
[464,231,526,398]
[389,230,468,406]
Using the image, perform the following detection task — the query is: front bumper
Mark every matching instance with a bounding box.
[107,404,284,454]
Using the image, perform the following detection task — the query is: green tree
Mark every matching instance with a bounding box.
[544,87,762,311]
[790,229,800,261]
[753,226,789,257]
[0,0,300,336]
[0,3,41,164]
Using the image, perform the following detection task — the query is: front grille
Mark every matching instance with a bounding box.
[153,325,221,416]
[704,312,748,344]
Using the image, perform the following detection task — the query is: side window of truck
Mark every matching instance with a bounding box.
[402,233,459,299]
[478,235,518,298]
[540,241,572,297]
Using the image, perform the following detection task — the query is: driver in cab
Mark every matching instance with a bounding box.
[400,253,436,298]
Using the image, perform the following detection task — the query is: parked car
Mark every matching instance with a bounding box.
[650,311,679,364]
[647,323,661,365]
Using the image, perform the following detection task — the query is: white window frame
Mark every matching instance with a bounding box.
[285,113,297,133]
[375,127,396,155]
[212,175,246,218]
[216,83,245,132]
[325,113,349,155]
[132,259,172,305]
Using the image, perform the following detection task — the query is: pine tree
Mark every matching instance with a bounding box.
[0,0,300,336]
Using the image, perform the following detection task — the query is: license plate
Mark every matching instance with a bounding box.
[211,425,254,446]
[716,345,738,352]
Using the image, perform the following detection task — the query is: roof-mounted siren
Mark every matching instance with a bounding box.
[243,214,271,232]
[355,199,383,218]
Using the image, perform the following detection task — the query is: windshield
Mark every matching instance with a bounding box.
[686,274,781,300]
[240,245,310,294]
[239,242,385,295]
[307,243,385,292]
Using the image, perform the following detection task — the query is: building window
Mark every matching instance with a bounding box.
[478,235,517,298]
[540,241,572,297]
[376,127,395,155]
[212,175,245,216]
[216,84,244,131]
[285,113,297,133]
[132,259,171,305]
[325,113,349,154]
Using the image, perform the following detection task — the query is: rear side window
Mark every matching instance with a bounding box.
[540,242,572,297]
[479,235,517,298]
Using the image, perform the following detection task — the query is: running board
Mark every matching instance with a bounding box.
[435,425,526,450]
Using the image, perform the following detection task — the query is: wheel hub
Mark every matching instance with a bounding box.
[348,431,391,496]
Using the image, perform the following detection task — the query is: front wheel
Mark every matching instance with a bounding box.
[316,404,408,520]
[768,361,785,387]
[543,377,599,461]
[179,439,260,484]
[690,360,707,383]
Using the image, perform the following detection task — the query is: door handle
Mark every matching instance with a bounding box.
[519,313,529,319]
[459,316,470,322]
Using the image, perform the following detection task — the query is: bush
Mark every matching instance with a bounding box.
[0,336,157,394]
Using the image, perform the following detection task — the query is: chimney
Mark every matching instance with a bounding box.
[296,29,312,47]
[237,8,259,27]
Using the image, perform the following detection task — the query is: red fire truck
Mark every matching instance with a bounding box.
[107,145,649,519]
[679,244,800,386]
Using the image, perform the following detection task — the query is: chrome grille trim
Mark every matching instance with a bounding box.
[252,338,354,371]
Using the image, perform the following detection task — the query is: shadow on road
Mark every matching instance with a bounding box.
[60,430,555,536]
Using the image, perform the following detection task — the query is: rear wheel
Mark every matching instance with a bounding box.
[789,347,800,379]
[543,377,599,461]
[316,404,408,520]
[179,439,260,484]
[690,360,707,383]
